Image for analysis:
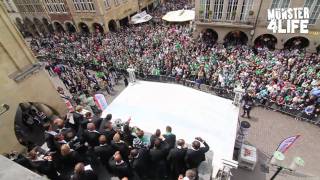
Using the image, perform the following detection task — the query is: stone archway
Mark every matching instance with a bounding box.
[317,45,320,54]
[42,18,54,34]
[108,20,117,32]
[202,28,218,47]
[224,30,248,46]
[78,22,90,34]
[92,22,104,33]
[34,18,46,35]
[284,36,310,50]
[65,22,76,33]
[254,34,278,50]
[14,102,59,150]
[24,18,39,37]
[53,21,65,33]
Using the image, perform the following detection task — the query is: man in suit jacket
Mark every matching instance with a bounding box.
[149,138,168,180]
[71,162,98,180]
[185,137,210,169]
[111,133,129,162]
[108,152,133,179]
[101,121,116,145]
[94,135,115,168]
[129,148,150,179]
[82,123,100,148]
[163,126,176,150]
[167,139,187,180]
[43,123,58,152]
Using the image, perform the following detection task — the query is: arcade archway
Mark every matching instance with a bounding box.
[79,22,90,34]
[254,34,277,50]
[284,37,310,50]
[202,29,218,47]
[53,21,65,33]
[108,20,117,32]
[34,18,46,35]
[224,30,248,46]
[24,18,38,37]
[119,17,129,27]
[92,23,104,33]
[43,18,54,33]
[317,45,320,54]
[65,22,76,33]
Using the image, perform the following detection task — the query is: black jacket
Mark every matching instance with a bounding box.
[130,148,150,178]
[82,130,100,147]
[71,170,98,180]
[111,141,129,162]
[185,141,210,169]
[94,144,115,165]
[167,147,187,175]
[163,133,176,149]
[101,129,116,145]
[108,158,133,179]
[44,131,56,151]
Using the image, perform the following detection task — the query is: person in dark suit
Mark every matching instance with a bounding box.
[185,137,210,169]
[94,135,115,168]
[72,106,85,133]
[28,150,59,179]
[111,133,129,162]
[129,148,150,179]
[82,123,100,148]
[43,123,58,152]
[150,129,161,149]
[167,139,187,180]
[71,162,98,180]
[101,121,116,145]
[53,144,82,179]
[108,151,133,179]
[149,138,168,180]
[163,126,176,150]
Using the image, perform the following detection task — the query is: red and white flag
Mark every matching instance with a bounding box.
[276,135,300,154]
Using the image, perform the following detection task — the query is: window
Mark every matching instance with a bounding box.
[114,0,119,6]
[104,0,111,9]
[87,0,95,11]
[45,0,67,13]
[305,0,320,24]
[226,0,238,20]
[271,0,290,9]
[199,0,210,19]
[240,0,253,21]
[73,0,81,10]
[213,0,223,20]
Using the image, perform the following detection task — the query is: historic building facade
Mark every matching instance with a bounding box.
[195,0,320,52]
[8,0,161,35]
[0,2,67,153]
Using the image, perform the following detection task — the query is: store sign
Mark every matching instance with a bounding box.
[267,7,309,34]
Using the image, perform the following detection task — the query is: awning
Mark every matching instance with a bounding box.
[130,11,153,24]
[162,9,195,22]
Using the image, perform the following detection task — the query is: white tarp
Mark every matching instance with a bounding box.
[102,81,239,177]
[162,9,195,22]
[130,11,153,24]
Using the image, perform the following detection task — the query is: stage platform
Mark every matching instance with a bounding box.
[102,81,239,177]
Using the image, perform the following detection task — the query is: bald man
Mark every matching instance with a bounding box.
[82,123,100,147]
[167,139,187,180]
[94,135,115,168]
[108,152,133,179]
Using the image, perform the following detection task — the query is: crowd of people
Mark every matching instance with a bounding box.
[7,111,209,180]
[29,3,320,120]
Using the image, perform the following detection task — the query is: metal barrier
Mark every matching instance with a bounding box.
[130,71,320,126]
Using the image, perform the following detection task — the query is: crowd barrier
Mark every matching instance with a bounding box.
[125,70,320,126]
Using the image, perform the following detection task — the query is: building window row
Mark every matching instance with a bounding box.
[73,0,95,12]
[304,0,320,25]
[45,0,67,13]
[104,0,111,9]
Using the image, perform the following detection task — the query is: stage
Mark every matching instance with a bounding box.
[102,81,239,177]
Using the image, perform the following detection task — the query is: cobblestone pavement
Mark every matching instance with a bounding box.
[232,107,320,180]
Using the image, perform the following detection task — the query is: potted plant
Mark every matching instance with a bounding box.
[249,10,254,16]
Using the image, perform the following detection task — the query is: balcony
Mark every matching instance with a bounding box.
[195,17,255,29]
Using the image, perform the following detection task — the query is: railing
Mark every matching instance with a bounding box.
[120,70,320,126]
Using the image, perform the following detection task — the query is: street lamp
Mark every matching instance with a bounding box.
[269,151,305,180]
